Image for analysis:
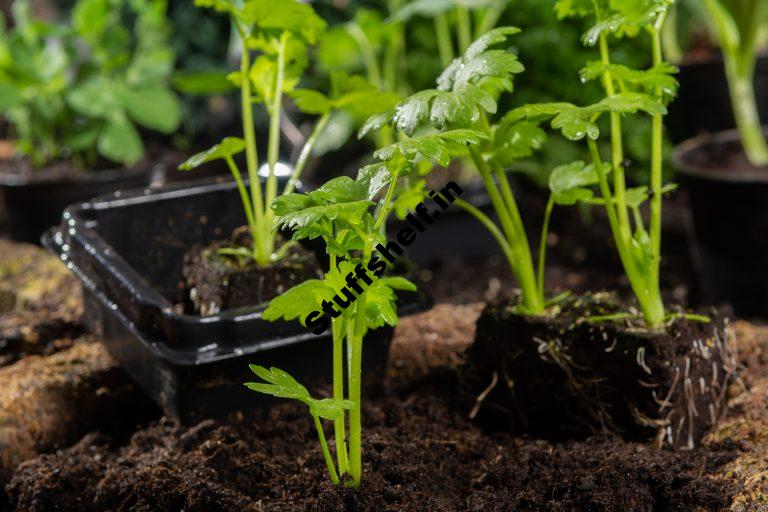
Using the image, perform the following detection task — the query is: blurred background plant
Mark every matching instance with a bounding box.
[0,0,182,168]
[6,0,761,177]
[696,0,768,164]
[302,0,665,190]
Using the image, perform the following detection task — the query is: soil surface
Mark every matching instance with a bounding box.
[6,374,740,512]
[1,229,768,510]
[0,153,149,182]
[678,135,768,179]
[182,228,323,315]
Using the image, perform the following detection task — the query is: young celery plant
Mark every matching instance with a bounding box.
[361,27,558,315]
[504,0,680,327]
[699,0,768,165]
[246,129,486,486]
[181,0,398,266]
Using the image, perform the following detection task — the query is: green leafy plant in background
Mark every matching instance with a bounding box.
[181,0,398,266]
[315,0,510,150]
[505,0,679,327]
[698,0,768,165]
[0,0,181,167]
[498,0,661,189]
[246,128,485,486]
[363,27,558,315]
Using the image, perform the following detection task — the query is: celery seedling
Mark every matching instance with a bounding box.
[504,0,679,326]
[181,0,398,266]
[246,129,486,486]
[361,28,560,315]
[699,0,768,165]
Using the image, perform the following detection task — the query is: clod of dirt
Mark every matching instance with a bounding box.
[0,339,157,492]
[387,303,482,381]
[182,228,322,315]
[0,240,81,314]
[464,292,735,449]
[0,240,84,366]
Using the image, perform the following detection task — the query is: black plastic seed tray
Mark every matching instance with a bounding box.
[43,178,427,422]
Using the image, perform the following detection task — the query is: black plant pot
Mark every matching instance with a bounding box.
[387,180,500,266]
[673,128,768,318]
[667,54,768,143]
[0,162,162,244]
[42,178,426,422]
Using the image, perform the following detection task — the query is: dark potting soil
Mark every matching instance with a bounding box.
[681,137,768,178]
[464,292,734,449]
[0,153,148,181]
[0,240,750,511]
[182,227,323,315]
[6,371,740,512]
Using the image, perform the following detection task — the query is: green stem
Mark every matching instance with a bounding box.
[373,167,400,232]
[537,196,555,306]
[494,166,542,313]
[313,416,340,485]
[385,0,405,94]
[661,6,683,64]
[649,26,665,293]
[329,251,349,476]
[347,304,364,487]
[455,198,520,275]
[456,5,472,53]
[239,34,266,264]
[225,156,257,237]
[494,165,531,257]
[347,237,377,487]
[347,24,382,89]
[331,319,349,475]
[284,112,331,196]
[469,148,543,313]
[435,13,454,68]
[265,33,289,258]
[598,34,631,247]
[588,139,664,325]
[383,30,402,93]
[725,54,768,165]
[347,170,404,487]
[476,2,506,37]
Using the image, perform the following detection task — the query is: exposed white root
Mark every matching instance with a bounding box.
[469,371,499,420]
[636,347,652,375]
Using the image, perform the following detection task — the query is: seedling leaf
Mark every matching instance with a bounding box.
[240,0,327,44]
[275,201,374,230]
[246,365,312,402]
[262,280,327,324]
[374,129,488,166]
[178,137,246,170]
[291,89,334,115]
[309,398,356,420]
